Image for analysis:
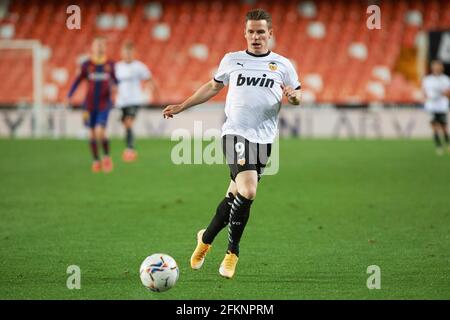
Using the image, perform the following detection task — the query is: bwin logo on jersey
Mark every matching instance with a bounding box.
[236,73,275,88]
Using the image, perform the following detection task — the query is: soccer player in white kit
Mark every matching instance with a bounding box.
[422,60,450,155]
[115,41,159,162]
[163,9,301,278]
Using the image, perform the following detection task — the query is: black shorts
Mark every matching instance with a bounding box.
[222,134,272,182]
[121,105,139,121]
[431,113,448,125]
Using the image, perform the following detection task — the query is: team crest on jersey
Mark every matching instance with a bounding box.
[238,158,246,166]
[268,62,278,71]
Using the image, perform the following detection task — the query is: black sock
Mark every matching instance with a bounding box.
[202,193,235,245]
[89,139,99,160]
[434,132,442,147]
[102,139,110,156]
[227,193,253,256]
[126,128,134,149]
[443,131,449,144]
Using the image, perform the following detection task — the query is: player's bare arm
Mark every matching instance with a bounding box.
[281,85,301,105]
[163,79,224,119]
[145,78,160,101]
[111,84,118,101]
[66,67,85,107]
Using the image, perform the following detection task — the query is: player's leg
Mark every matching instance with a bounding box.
[225,137,260,255]
[89,127,101,173]
[96,125,107,154]
[86,110,101,173]
[190,180,237,270]
[431,117,443,155]
[96,109,113,172]
[438,114,449,152]
[219,170,257,278]
[97,125,113,172]
[122,106,138,162]
[124,116,135,148]
[219,137,271,278]
[203,180,237,244]
[228,170,257,255]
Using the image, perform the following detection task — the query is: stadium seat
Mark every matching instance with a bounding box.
[1,0,449,105]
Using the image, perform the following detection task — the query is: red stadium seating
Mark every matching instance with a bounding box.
[0,0,449,105]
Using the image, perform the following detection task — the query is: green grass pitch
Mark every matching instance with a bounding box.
[0,138,449,299]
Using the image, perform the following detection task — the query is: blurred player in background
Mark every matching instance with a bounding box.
[422,60,450,155]
[163,9,301,279]
[115,41,159,162]
[67,36,118,172]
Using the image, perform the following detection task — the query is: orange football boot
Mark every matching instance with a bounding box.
[101,156,113,173]
[91,160,101,173]
[122,149,137,162]
[190,229,212,270]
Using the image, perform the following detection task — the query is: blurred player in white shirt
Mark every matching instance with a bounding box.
[422,60,450,155]
[115,42,159,162]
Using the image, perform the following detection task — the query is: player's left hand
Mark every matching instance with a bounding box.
[281,85,297,100]
[281,85,300,105]
[444,89,450,99]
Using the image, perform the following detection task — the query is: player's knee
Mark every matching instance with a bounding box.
[124,117,133,128]
[238,186,257,200]
[95,127,105,140]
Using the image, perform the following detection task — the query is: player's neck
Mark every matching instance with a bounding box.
[92,55,107,64]
[245,49,271,57]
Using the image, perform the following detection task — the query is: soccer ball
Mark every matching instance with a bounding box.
[139,253,179,292]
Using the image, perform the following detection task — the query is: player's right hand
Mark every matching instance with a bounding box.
[163,104,184,119]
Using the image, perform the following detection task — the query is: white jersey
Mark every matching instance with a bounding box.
[214,50,301,144]
[422,74,450,113]
[115,60,151,108]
